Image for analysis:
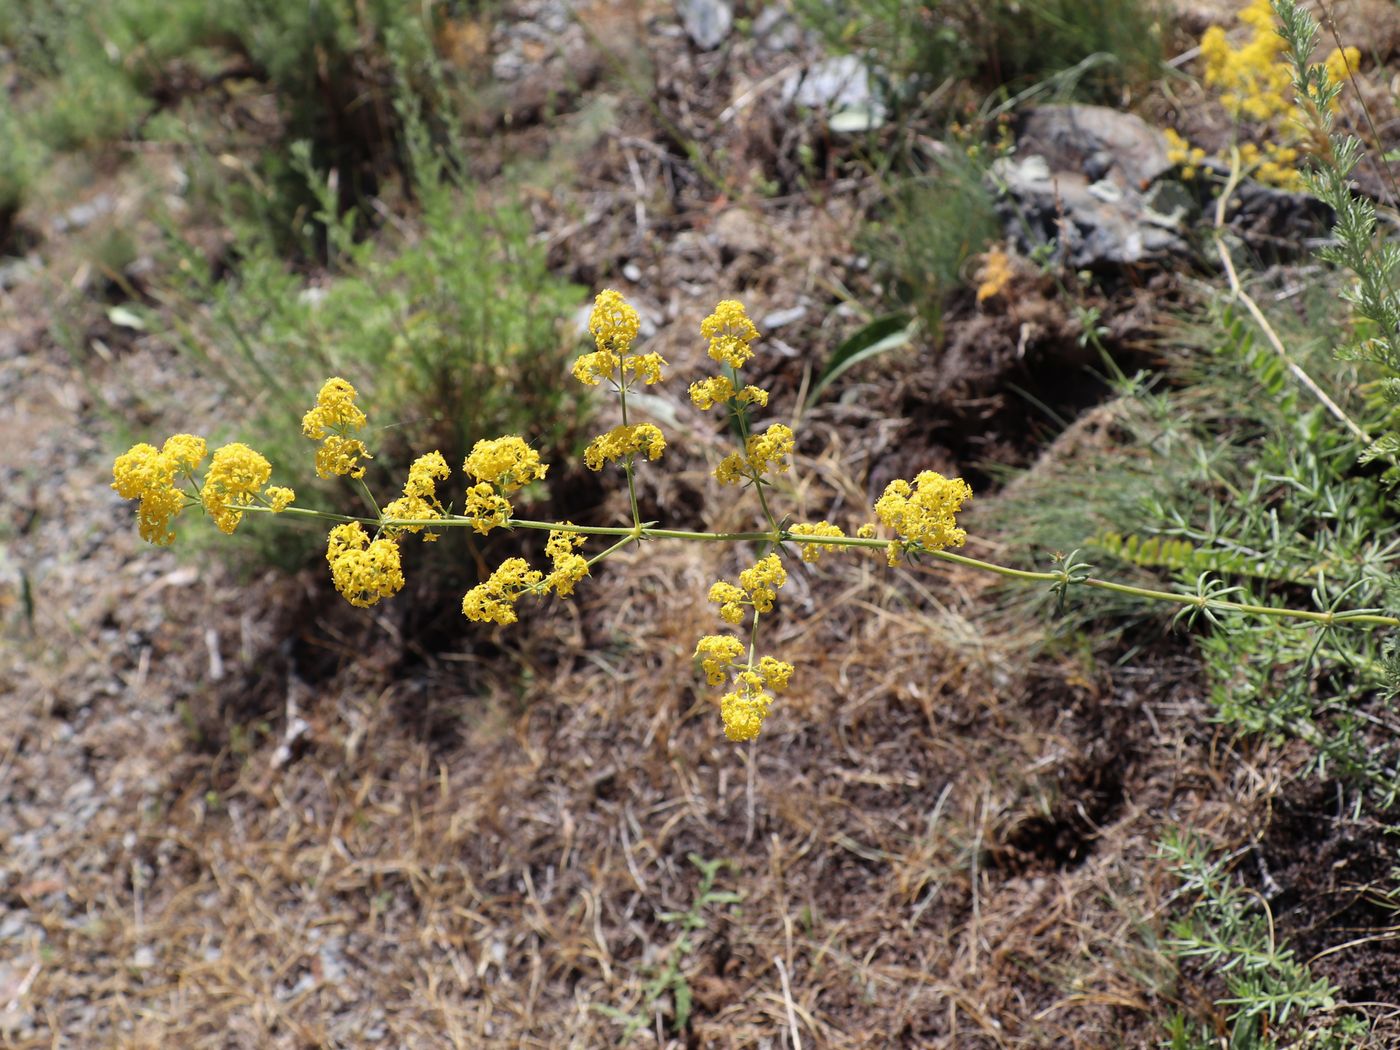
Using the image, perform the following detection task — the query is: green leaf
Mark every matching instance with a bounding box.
[806,313,916,407]
[673,979,692,1030]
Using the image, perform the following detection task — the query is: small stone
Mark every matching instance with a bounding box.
[761,305,807,329]
[676,0,732,50]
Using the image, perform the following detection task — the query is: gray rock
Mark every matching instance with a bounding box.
[0,253,40,291]
[52,193,115,235]
[993,154,1186,267]
[753,5,801,51]
[995,105,1186,267]
[1016,105,1172,192]
[676,0,732,50]
[782,55,887,130]
[761,304,807,329]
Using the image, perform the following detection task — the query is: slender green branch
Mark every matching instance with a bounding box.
[355,475,382,518]
[252,503,1400,631]
[618,377,643,534]
[244,504,378,525]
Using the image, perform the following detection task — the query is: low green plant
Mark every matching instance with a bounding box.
[154,141,586,570]
[860,153,999,341]
[0,0,463,234]
[1158,831,1369,1048]
[596,854,742,1041]
[992,289,1400,799]
[794,0,1167,107]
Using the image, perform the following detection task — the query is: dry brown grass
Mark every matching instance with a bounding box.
[3,402,1262,1048]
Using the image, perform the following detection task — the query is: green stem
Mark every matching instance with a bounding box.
[751,477,782,535]
[618,376,643,535]
[355,475,381,519]
[243,504,377,525]
[237,505,1400,631]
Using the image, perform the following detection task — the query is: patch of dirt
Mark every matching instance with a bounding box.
[1261,791,1400,1004]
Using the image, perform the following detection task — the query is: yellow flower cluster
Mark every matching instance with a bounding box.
[303,378,372,479]
[113,433,293,545]
[112,434,205,545]
[689,375,768,412]
[714,423,795,487]
[201,442,274,535]
[462,557,545,626]
[462,436,547,534]
[459,528,592,626]
[572,289,667,389]
[463,436,547,493]
[583,423,666,471]
[1180,0,1361,190]
[1200,0,1293,123]
[545,527,589,597]
[722,660,794,742]
[1163,128,1208,181]
[789,521,845,562]
[693,636,795,743]
[873,470,973,565]
[326,523,404,608]
[696,552,794,740]
[689,300,769,415]
[382,451,450,539]
[696,634,745,685]
[974,249,1014,304]
[464,483,512,535]
[708,553,787,624]
[701,300,760,369]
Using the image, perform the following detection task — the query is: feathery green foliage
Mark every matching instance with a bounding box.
[156,147,586,569]
[1158,832,1369,1048]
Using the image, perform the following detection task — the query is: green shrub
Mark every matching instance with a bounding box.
[0,0,463,236]
[989,288,1399,797]
[156,153,587,570]
[1159,831,1369,1048]
[796,0,1167,105]
[862,155,999,336]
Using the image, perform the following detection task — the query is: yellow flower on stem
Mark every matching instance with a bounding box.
[326,523,404,608]
[720,669,773,743]
[713,423,795,487]
[873,470,973,564]
[582,423,666,471]
[112,433,207,546]
[462,558,544,626]
[588,289,641,353]
[689,375,768,411]
[265,486,296,513]
[464,483,512,535]
[758,656,794,692]
[464,436,547,493]
[708,554,788,624]
[303,378,372,479]
[789,521,845,562]
[695,635,745,686]
[201,442,273,535]
[382,450,450,538]
[701,300,760,369]
[545,528,589,598]
[301,377,367,438]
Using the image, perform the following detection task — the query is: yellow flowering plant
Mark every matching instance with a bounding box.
[1167,0,1360,188]
[114,290,1400,744]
